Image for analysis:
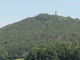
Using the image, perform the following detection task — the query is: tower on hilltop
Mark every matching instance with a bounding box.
[55,11,57,15]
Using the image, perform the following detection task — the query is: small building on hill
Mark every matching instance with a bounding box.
[60,16,64,18]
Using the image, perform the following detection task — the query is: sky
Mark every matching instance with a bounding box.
[0,0,80,28]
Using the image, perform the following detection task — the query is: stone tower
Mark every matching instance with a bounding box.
[55,11,57,15]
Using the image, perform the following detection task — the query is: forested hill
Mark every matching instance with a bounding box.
[0,13,80,60]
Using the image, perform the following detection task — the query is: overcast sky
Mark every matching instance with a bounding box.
[0,0,80,28]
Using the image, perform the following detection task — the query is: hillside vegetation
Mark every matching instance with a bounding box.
[0,13,80,60]
[24,42,80,60]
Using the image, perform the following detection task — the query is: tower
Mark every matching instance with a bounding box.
[55,11,57,15]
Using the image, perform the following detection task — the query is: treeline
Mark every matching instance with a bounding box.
[24,42,80,60]
[0,13,80,59]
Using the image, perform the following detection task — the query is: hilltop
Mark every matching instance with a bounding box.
[0,13,80,60]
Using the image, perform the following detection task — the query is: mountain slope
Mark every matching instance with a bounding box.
[0,13,80,59]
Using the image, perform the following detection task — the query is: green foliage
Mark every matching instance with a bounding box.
[25,42,80,60]
[0,13,80,59]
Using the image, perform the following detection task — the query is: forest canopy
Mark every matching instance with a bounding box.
[24,42,80,60]
[0,13,80,60]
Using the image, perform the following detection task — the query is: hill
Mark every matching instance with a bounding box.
[0,13,80,59]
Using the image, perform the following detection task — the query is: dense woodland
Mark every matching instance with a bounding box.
[24,42,80,60]
[0,13,80,60]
